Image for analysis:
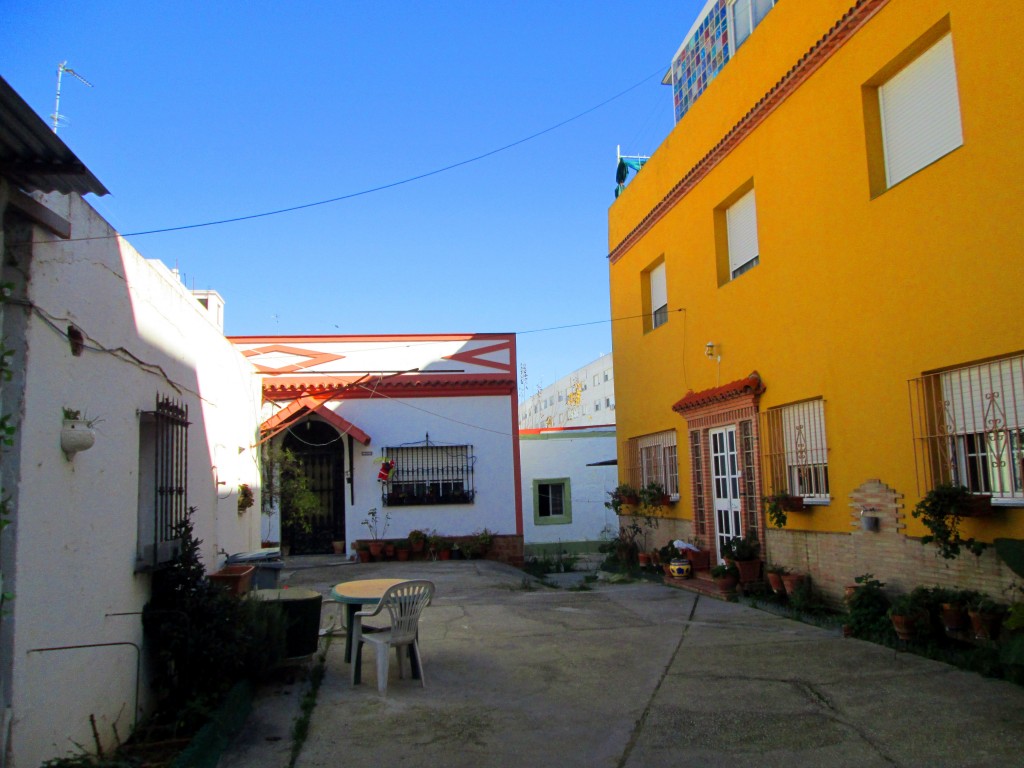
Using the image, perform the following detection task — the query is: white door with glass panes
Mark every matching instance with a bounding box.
[710,426,742,563]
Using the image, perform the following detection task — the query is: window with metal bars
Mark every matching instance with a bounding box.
[382,441,475,506]
[626,430,679,496]
[909,353,1024,500]
[137,396,190,567]
[762,398,829,501]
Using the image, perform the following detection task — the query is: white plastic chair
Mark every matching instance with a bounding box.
[351,579,435,694]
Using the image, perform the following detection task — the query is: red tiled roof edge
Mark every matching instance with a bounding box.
[608,0,890,265]
[672,372,765,413]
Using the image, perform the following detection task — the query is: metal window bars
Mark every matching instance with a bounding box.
[626,430,679,495]
[382,438,475,506]
[761,398,829,501]
[149,396,189,564]
[909,354,1024,499]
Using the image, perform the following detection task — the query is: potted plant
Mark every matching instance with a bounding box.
[710,563,739,594]
[844,573,891,640]
[395,539,411,561]
[888,593,929,642]
[639,481,670,509]
[360,507,391,559]
[766,564,789,595]
[935,587,979,633]
[684,537,710,571]
[408,529,427,555]
[725,531,761,584]
[764,492,795,528]
[237,483,255,514]
[355,540,371,563]
[781,571,808,595]
[60,407,98,459]
[475,528,495,557]
[605,483,639,515]
[911,483,991,560]
[968,596,1006,641]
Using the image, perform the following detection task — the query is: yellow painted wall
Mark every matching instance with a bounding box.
[608,0,1024,541]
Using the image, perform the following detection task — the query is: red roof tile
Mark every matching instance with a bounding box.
[672,372,765,413]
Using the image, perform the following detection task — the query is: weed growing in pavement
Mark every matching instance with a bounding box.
[288,633,332,768]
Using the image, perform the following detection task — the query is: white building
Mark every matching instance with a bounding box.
[230,334,523,561]
[0,77,263,767]
[518,352,615,430]
[519,425,618,553]
[518,355,618,553]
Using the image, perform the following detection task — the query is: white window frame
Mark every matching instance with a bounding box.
[629,431,679,496]
[728,0,775,54]
[764,398,830,502]
[936,357,1024,500]
[879,33,963,188]
[649,262,668,329]
[726,189,760,279]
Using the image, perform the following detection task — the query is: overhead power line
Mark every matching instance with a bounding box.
[36,66,666,245]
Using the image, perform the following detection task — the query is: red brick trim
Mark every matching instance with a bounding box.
[609,0,892,265]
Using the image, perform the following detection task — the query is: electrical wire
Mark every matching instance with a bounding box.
[23,66,667,246]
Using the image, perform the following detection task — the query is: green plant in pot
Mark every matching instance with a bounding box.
[638,481,670,510]
[888,592,930,643]
[911,483,990,560]
[710,563,739,594]
[723,531,761,584]
[844,574,891,640]
[605,483,639,515]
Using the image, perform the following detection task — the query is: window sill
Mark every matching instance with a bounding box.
[992,498,1023,509]
[801,498,830,507]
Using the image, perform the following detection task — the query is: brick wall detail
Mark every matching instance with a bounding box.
[766,478,1017,607]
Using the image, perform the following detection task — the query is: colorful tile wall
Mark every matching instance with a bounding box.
[672,0,731,123]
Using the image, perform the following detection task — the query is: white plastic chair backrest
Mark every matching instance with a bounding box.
[378,580,434,644]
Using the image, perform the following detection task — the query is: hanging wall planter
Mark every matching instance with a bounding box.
[61,418,96,460]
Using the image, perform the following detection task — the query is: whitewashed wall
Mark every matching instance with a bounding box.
[4,192,261,767]
[519,428,618,546]
[262,393,519,551]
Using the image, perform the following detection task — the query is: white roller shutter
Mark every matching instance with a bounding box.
[879,33,963,188]
[726,189,759,277]
[649,262,667,327]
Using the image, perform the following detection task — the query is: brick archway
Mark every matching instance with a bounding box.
[672,372,766,549]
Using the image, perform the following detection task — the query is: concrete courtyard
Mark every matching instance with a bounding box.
[219,558,1024,767]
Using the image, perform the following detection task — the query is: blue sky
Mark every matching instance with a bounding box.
[2,1,706,394]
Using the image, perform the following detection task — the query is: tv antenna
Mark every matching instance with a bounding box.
[51,61,93,134]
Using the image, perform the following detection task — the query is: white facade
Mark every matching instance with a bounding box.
[519,426,618,549]
[232,334,522,556]
[519,352,615,430]
[0,187,262,766]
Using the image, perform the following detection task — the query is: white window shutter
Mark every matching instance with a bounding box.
[649,263,667,315]
[726,189,759,276]
[879,34,963,188]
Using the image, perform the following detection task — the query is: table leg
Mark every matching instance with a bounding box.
[344,604,358,664]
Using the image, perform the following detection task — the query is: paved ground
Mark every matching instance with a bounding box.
[218,557,1024,768]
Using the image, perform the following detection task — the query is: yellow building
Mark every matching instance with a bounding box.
[608,0,1024,601]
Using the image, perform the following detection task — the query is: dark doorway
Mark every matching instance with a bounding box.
[283,419,345,554]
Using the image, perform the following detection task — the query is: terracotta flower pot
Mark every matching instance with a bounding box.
[968,610,1004,641]
[688,550,711,571]
[891,610,927,642]
[767,571,787,595]
[735,559,762,584]
[940,603,969,632]
[397,548,410,561]
[368,541,384,559]
[713,573,738,594]
[782,573,808,594]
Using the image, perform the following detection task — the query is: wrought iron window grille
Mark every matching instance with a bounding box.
[382,434,476,507]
